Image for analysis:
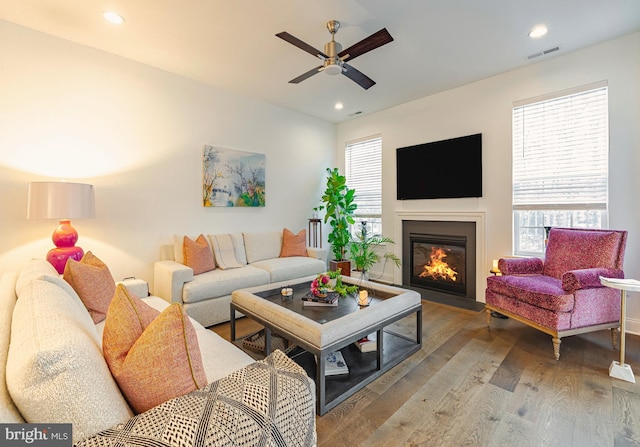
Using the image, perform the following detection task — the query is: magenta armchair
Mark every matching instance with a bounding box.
[485,228,627,360]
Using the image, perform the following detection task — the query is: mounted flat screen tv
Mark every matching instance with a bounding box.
[396,133,482,200]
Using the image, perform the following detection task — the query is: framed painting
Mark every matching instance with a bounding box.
[202,145,266,207]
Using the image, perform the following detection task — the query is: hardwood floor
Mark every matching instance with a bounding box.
[211,300,640,447]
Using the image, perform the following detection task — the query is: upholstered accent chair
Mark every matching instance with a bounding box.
[485,228,627,360]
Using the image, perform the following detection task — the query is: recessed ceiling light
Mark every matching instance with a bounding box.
[334,102,344,110]
[528,25,548,39]
[103,11,125,25]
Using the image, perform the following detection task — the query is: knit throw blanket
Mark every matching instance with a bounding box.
[75,350,317,447]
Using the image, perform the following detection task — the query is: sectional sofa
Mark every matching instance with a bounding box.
[0,258,317,446]
[154,230,327,327]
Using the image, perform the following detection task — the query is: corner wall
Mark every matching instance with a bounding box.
[0,20,336,284]
[337,32,640,332]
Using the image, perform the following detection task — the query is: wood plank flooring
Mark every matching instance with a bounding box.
[210,300,640,447]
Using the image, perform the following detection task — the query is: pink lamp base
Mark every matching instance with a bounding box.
[47,246,84,274]
[47,219,84,274]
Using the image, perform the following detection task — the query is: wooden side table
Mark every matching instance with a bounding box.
[600,276,640,383]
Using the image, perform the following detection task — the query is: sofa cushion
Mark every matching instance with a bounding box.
[0,273,23,423]
[6,278,132,443]
[544,229,626,279]
[486,274,574,312]
[280,228,308,257]
[181,265,270,304]
[64,251,116,323]
[210,233,243,269]
[244,231,282,263]
[183,234,216,275]
[230,232,248,265]
[103,285,207,414]
[173,234,185,263]
[15,258,57,296]
[251,256,326,283]
[75,350,316,447]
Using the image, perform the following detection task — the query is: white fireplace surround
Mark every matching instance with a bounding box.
[394,210,486,303]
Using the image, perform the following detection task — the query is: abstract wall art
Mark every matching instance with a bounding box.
[202,145,265,207]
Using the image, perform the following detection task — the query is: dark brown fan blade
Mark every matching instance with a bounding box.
[341,63,375,90]
[276,32,329,59]
[338,28,393,62]
[289,65,323,84]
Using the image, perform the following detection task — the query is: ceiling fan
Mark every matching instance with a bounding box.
[276,20,393,90]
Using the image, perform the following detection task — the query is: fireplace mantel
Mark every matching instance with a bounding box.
[394,210,486,303]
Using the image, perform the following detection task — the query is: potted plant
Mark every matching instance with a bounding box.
[320,168,357,275]
[349,221,401,281]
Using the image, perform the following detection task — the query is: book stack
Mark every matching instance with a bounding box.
[324,351,349,376]
[302,292,339,307]
[354,332,377,352]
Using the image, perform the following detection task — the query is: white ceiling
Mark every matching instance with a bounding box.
[1,0,639,123]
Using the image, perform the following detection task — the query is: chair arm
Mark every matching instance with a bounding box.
[562,268,625,293]
[307,247,328,263]
[153,260,193,303]
[499,257,544,275]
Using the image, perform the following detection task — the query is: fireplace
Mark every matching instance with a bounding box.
[411,234,467,296]
[400,219,479,308]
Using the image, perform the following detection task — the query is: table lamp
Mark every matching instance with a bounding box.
[27,181,96,274]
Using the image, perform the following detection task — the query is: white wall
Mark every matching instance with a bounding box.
[0,20,336,284]
[337,32,640,331]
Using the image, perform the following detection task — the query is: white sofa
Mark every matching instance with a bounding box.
[0,259,316,446]
[154,231,327,327]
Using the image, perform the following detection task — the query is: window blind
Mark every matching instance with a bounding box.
[512,84,608,211]
[345,136,382,218]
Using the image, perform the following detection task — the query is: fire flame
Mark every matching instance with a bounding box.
[419,247,458,282]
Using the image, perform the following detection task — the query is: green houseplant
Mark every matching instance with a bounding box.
[349,221,401,280]
[319,168,357,274]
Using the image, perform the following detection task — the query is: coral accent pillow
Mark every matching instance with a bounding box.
[183,234,215,275]
[280,228,308,257]
[103,285,207,414]
[63,251,116,324]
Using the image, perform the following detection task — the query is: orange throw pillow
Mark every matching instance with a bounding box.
[63,251,116,323]
[280,228,308,257]
[103,285,207,414]
[183,234,215,274]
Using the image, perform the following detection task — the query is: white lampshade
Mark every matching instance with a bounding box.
[27,182,95,220]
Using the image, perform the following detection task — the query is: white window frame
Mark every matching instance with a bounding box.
[345,135,383,236]
[512,82,609,256]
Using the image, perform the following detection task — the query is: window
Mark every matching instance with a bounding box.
[345,135,382,235]
[512,82,609,255]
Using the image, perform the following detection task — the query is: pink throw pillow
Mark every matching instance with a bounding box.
[63,251,116,323]
[103,285,207,414]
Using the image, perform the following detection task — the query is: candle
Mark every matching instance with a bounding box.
[492,259,499,271]
[359,290,368,306]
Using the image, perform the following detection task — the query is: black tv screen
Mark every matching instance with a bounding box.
[396,133,482,200]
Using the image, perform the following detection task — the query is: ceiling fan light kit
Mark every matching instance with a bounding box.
[276,20,393,89]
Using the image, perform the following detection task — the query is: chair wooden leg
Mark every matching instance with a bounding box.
[552,337,561,360]
[611,327,620,349]
[486,308,492,326]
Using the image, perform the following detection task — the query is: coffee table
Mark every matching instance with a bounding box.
[230,275,422,414]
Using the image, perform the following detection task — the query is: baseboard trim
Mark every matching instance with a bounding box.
[625,317,640,336]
